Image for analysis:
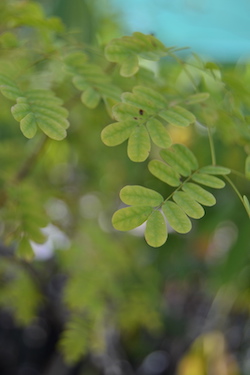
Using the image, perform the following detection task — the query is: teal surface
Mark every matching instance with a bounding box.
[110,0,250,61]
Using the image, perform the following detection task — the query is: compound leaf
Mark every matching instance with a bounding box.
[101,120,135,146]
[182,183,216,206]
[146,118,172,148]
[199,165,231,175]
[160,144,198,176]
[0,74,22,100]
[112,206,153,231]
[173,191,205,219]
[148,160,180,186]
[162,201,192,233]
[120,185,163,207]
[192,173,225,189]
[128,125,151,162]
[159,106,195,127]
[145,210,167,247]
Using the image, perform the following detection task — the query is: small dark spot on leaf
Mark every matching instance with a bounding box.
[139,109,144,115]
[133,117,138,120]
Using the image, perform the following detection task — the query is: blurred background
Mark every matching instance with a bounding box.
[0,0,250,374]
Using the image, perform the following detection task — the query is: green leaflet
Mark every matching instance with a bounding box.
[173,191,205,219]
[146,118,172,148]
[105,32,168,77]
[112,103,147,122]
[199,165,231,175]
[120,185,163,207]
[192,173,225,189]
[120,55,139,77]
[128,125,151,162]
[160,144,198,176]
[122,88,165,115]
[0,74,22,100]
[162,201,192,233]
[245,155,250,180]
[182,183,216,206]
[148,160,180,186]
[101,120,136,146]
[81,87,101,109]
[243,195,250,218]
[159,106,195,127]
[145,210,167,247]
[112,206,153,231]
[11,90,69,140]
[185,93,210,105]
[132,86,167,109]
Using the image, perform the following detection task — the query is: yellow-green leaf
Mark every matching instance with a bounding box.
[112,206,153,231]
[173,191,204,219]
[162,201,192,233]
[182,183,216,206]
[120,185,163,206]
[159,106,195,127]
[192,173,225,189]
[160,144,198,176]
[0,74,23,100]
[146,118,172,148]
[145,210,167,247]
[128,125,151,162]
[148,160,180,186]
[199,165,231,175]
[101,120,136,146]
[185,93,210,105]
[81,87,101,108]
[16,237,34,262]
[120,54,139,77]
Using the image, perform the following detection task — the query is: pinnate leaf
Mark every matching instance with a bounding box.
[199,165,231,175]
[160,144,198,176]
[145,210,167,247]
[128,125,151,162]
[173,191,204,219]
[112,206,153,231]
[182,183,216,206]
[146,118,172,148]
[192,173,225,189]
[120,185,163,206]
[101,121,135,146]
[162,201,192,233]
[148,160,180,186]
[159,106,195,127]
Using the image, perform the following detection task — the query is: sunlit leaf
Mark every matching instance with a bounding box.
[146,118,172,148]
[128,125,151,162]
[182,183,216,206]
[160,144,198,176]
[159,106,195,127]
[199,165,231,175]
[162,201,192,233]
[192,173,225,189]
[145,210,167,247]
[101,120,136,146]
[173,191,205,219]
[148,160,180,186]
[112,206,153,231]
[120,185,163,206]
[112,102,147,122]
[120,54,139,77]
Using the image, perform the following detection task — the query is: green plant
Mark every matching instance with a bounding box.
[0,0,249,366]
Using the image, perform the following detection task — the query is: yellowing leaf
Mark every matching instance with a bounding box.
[128,125,151,162]
[112,206,153,231]
[145,210,167,247]
[148,160,180,186]
[120,185,163,206]
[162,201,192,233]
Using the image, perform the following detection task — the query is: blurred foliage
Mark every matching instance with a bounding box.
[0,0,249,374]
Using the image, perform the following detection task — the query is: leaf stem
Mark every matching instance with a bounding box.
[207,126,216,166]
[224,175,249,217]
